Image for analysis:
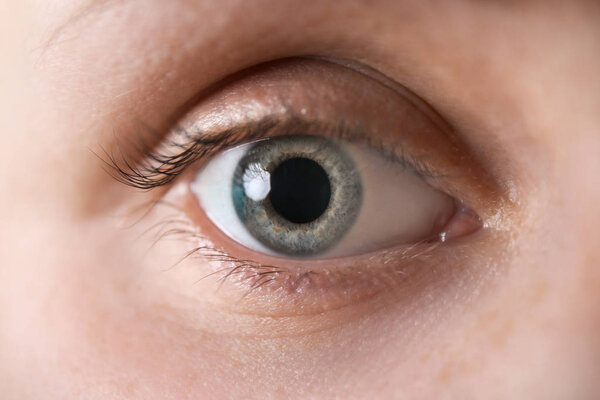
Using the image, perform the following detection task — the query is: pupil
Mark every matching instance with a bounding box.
[269,157,331,224]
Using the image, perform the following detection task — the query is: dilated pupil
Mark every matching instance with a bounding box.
[269,157,331,224]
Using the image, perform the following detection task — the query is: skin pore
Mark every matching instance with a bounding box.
[1,0,599,399]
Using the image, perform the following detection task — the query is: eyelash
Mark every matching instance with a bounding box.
[148,201,443,297]
[101,114,438,191]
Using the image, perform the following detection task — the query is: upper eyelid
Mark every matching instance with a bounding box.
[97,57,502,217]
[96,57,455,189]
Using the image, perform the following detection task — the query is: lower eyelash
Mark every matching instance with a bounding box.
[139,200,444,299]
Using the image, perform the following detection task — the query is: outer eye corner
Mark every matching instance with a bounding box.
[439,201,484,242]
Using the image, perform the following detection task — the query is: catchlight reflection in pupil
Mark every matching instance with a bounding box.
[269,157,331,224]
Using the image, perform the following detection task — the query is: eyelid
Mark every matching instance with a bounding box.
[102,57,506,226]
[102,58,448,192]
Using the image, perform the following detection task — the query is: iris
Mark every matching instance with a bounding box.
[232,135,362,256]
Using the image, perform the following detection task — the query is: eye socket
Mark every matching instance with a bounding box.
[192,133,470,258]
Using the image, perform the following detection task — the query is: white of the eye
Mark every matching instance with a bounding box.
[191,143,274,255]
[325,145,454,257]
[243,163,271,201]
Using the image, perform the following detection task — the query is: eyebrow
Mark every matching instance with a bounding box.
[43,0,525,55]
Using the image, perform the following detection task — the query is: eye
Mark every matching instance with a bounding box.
[193,134,463,258]
[105,58,500,314]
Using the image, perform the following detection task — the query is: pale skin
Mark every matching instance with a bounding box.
[1,0,600,399]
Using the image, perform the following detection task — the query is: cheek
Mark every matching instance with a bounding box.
[8,225,226,398]
[60,225,503,399]
[0,215,206,398]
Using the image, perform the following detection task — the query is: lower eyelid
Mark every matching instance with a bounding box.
[140,176,482,318]
[147,195,497,324]
[137,206,507,340]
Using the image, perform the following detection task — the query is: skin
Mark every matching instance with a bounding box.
[1,0,599,398]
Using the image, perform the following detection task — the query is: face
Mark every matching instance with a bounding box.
[1,0,599,398]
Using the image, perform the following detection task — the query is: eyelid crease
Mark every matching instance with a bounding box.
[308,55,455,136]
[102,114,440,191]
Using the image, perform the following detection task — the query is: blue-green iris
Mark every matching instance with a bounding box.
[232,135,362,256]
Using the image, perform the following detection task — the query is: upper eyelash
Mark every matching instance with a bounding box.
[100,114,438,191]
[100,118,279,190]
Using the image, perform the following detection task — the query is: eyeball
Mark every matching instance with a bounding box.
[192,135,461,258]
